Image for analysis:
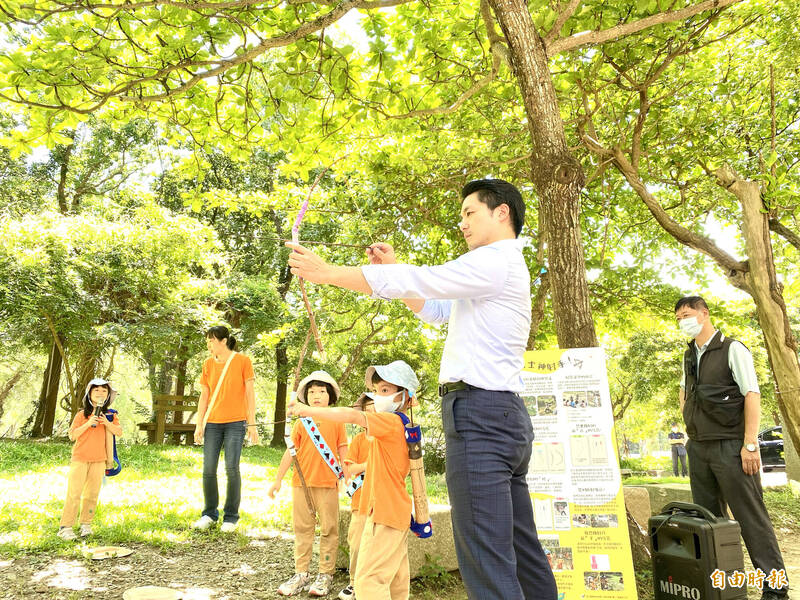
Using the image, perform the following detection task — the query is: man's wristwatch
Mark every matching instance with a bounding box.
[744,443,757,452]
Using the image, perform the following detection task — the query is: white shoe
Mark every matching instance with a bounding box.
[220,521,237,533]
[309,573,333,597]
[79,524,92,537]
[57,527,77,541]
[338,584,355,600]
[277,572,310,596]
[191,515,215,530]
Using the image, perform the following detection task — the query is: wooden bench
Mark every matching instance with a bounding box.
[137,394,199,445]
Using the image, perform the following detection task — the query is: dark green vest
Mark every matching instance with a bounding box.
[682,331,746,441]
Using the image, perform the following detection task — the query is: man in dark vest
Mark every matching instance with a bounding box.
[675,296,788,600]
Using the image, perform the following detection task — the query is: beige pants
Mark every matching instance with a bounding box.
[347,511,367,585]
[292,486,339,574]
[60,461,105,527]
[354,515,409,600]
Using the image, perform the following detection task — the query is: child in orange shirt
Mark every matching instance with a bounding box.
[337,394,374,600]
[289,360,420,600]
[269,370,348,597]
[57,378,123,540]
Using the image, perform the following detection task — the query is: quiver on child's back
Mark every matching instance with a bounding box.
[399,415,432,538]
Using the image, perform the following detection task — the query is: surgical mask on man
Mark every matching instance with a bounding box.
[679,317,703,338]
[372,390,404,413]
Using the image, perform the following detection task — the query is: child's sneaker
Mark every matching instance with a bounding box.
[338,584,355,600]
[191,515,215,530]
[309,573,333,597]
[57,526,77,541]
[79,524,92,537]
[277,572,310,596]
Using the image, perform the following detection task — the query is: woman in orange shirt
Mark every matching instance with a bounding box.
[192,326,259,533]
[57,378,122,540]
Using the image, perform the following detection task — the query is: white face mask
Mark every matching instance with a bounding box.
[372,390,404,413]
[679,316,703,338]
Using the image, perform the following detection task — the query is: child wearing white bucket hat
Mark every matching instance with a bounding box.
[270,370,349,597]
[288,360,422,600]
[57,378,123,541]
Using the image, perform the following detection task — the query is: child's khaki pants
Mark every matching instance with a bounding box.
[60,461,105,527]
[292,486,339,574]
[347,511,367,585]
[354,515,409,600]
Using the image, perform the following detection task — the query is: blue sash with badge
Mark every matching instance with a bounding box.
[300,417,345,480]
[346,473,364,498]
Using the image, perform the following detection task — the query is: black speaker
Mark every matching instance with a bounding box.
[649,502,746,600]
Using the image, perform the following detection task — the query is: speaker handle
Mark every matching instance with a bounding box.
[659,501,718,522]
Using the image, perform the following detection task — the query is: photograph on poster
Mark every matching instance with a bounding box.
[523,394,538,416]
[541,539,575,571]
[572,513,619,528]
[584,571,625,591]
[562,391,587,408]
[538,394,557,415]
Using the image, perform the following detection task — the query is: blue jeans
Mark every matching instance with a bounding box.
[442,387,557,600]
[202,420,246,523]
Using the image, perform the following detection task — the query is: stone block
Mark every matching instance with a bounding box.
[638,483,692,515]
[623,486,651,529]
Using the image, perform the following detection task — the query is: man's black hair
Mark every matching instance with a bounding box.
[461,178,525,237]
[674,296,709,313]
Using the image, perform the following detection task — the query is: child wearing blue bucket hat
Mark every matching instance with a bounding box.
[289,360,430,600]
[57,378,123,541]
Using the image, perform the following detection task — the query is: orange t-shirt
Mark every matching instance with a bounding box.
[70,411,120,462]
[360,412,411,532]
[345,431,370,512]
[291,418,348,488]
[200,353,255,424]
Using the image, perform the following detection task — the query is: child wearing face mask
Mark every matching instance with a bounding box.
[288,360,420,600]
[337,393,376,600]
[57,378,123,541]
[269,370,349,597]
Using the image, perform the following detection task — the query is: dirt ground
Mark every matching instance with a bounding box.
[1,527,796,599]
[0,529,466,600]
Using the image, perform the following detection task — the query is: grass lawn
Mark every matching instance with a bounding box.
[0,439,452,556]
[2,440,797,600]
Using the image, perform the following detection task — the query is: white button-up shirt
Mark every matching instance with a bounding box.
[361,238,531,392]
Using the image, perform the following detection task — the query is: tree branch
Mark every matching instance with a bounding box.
[583,135,749,280]
[769,219,800,252]
[544,0,582,46]
[547,0,745,55]
[387,1,505,120]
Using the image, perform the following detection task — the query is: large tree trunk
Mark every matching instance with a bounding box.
[271,341,289,447]
[172,354,189,443]
[271,211,294,447]
[715,167,800,456]
[31,342,62,438]
[487,0,598,348]
[72,350,101,414]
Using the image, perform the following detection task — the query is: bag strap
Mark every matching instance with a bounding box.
[201,351,237,430]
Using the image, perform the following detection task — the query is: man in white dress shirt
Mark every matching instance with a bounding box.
[287,179,556,600]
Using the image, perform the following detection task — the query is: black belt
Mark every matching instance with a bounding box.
[438,381,468,396]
